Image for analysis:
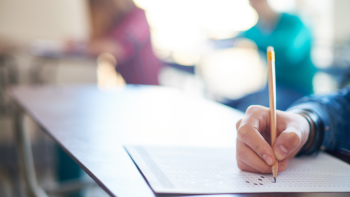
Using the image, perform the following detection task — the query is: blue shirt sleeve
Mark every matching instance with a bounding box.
[288,86,350,152]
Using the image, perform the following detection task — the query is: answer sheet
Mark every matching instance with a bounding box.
[125,146,350,194]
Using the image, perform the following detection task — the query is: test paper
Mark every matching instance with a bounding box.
[125,146,350,194]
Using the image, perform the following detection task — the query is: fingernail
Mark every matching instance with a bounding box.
[263,154,273,165]
[275,145,288,160]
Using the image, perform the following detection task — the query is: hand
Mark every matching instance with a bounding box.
[236,105,310,173]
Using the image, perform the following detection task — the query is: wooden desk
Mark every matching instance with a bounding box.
[9,85,349,197]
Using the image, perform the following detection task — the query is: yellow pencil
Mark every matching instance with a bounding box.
[267,46,278,183]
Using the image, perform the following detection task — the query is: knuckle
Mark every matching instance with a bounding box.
[246,105,267,114]
[246,105,259,113]
[237,124,250,141]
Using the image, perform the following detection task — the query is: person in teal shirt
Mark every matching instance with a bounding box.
[225,0,317,111]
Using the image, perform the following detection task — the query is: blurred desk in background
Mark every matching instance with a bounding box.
[8,85,350,197]
[29,42,96,85]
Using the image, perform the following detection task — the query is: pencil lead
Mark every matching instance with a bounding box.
[274,177,276,183]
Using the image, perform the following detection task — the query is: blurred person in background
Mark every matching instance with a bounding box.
[67,0,161,85]
[60,1,161,195]
[225,0,316,111]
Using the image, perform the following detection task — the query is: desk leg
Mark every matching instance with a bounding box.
[14,109,48,197]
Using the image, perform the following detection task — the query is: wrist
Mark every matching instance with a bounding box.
[297,113,316,153]
[287,108,324,156]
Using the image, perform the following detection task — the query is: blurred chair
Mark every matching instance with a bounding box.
[0,52,16,197]
[0,49,17,115]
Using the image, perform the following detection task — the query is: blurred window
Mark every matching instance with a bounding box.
[134,0,258,65]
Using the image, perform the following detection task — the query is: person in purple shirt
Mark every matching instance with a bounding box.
[236,85,350,173]
[67,0,161,85]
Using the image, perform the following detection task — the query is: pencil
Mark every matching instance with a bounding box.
[267,46,278,183]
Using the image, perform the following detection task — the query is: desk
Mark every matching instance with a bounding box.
[8,85,349,197]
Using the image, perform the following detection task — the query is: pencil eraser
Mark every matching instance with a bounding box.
[267,46,274,52]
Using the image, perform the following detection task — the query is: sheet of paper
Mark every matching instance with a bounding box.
[125,145,350,194]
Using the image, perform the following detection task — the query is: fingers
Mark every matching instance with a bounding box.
[237,150,290,173]
[236,140,272,173]
[237,107,275,165]
[236,119,242,130]
[278,158,289,172]
[237,160,261,173]
[273,129,301,161]
[235,106,306,174]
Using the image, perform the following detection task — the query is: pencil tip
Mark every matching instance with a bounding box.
[274,177,276,183]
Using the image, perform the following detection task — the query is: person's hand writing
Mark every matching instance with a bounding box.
[236,105,310,173]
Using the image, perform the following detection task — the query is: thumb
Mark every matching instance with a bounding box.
[272,129,301,161]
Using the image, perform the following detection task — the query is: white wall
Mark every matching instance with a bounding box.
[0,0,89,44]
[333,0,350,43]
